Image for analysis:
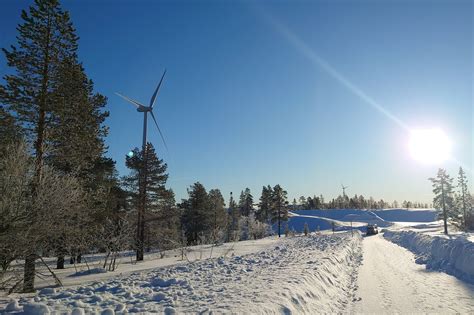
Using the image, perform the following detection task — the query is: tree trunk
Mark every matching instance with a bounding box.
[56,255,65,269]
[278,206,281,238]
[462,190,467,231]
[441,181,448,235]
[23,254,36,293]
[23,9,52,293]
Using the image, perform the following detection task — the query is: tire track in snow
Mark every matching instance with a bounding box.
[352,234,474,314]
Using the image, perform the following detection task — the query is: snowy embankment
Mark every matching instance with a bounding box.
[384,230,474,284]
[3,233,362,314]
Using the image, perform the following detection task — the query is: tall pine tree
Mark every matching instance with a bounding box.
[271,184,288,238]
[124,143,173,258]
[429,168,455,235]
[0,0,85,292]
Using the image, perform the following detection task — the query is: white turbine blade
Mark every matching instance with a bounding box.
[150,69,167,109]
[115,92,147,109]
[150,110,169,152]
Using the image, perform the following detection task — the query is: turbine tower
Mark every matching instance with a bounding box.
[116,69,168,261]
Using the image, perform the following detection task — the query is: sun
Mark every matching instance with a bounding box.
[408,129,452,165]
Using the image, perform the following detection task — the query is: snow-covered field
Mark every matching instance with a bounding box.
[3,238,279,292]
[2,232,362,314]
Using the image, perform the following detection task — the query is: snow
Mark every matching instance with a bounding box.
[1,237,279,295]
[353,234,474,313]
[4,300,21,312]
[69,268,107,277]
[384,230,474,284]
[3,208,473,314]
[22,302,50,315]
[1,233,363,314]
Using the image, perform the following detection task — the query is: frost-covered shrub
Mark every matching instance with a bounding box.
[238,214,271,240]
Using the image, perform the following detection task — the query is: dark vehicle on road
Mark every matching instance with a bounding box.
[366,224,379,236]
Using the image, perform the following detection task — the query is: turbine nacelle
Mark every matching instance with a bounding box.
[137,106,151,113]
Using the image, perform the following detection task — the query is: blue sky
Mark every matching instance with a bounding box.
[1,0,472,203]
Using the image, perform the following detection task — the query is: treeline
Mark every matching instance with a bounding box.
[291,195,430,210]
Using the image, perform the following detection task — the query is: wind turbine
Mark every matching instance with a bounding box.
[341,183,349,197]
[115,69,168,261]
[116,69,168,154]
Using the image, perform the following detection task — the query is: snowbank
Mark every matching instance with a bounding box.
[384,230,474,284]
[3,233,362,314]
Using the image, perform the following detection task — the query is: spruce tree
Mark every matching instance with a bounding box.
[48,59,108,182]
[0,0,82,292]
[257,185,272,223]
[271,184,288,238]
[228,192,239,241]
[239,188,253,217]
[180,182,211,244]
[429,168,455,235]
[46,42,108,270]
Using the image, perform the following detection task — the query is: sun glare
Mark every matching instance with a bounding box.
[408,129,452,165]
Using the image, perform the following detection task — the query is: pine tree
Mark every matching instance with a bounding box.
[271,184,288,238]
[124,143,171,259]
[0,0,83,292]
[457,167,471,231]
[429,168,455,235]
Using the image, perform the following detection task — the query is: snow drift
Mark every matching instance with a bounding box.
[4,233,362,314]
[384,230,474,284]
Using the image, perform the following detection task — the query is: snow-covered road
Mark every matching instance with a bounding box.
[353,234,474,314]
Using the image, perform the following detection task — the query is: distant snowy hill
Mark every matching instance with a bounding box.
[282,208,437,233]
